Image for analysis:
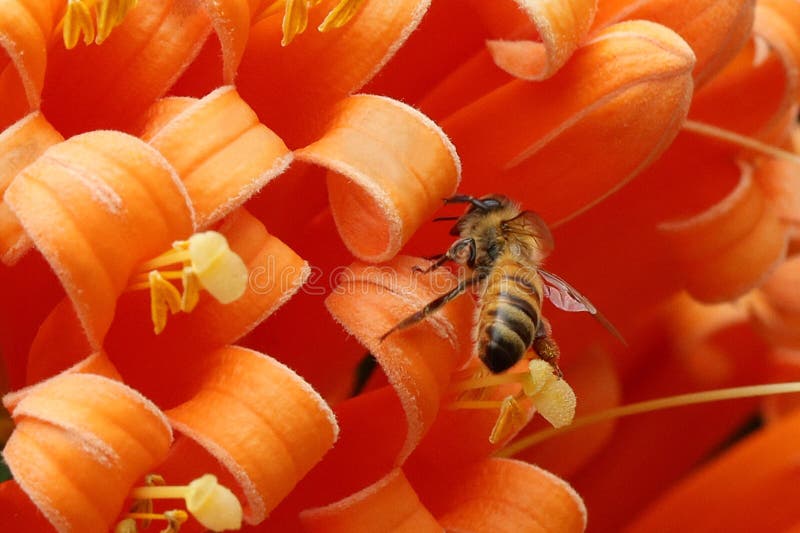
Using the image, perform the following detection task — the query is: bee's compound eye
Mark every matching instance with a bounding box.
[482,199,500,208]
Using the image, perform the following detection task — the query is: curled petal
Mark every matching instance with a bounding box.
[237,0,430,146]
[485,0,597,80]
[42,0,212,135]
[690,1,800,146]
[300,469,440,532]
[659,163,788,302]
[572,294,767,532]
[165,345,339,524]
[5,131,194,349]
[418,458,587,533]
[0,111,63,265]
[10,350,121,410]
[0,0,60,126]
[627,407,800,532]
[2,373,172,532]
[749,256,800,349]
[594,0,755,85]
[297,95,460,262]
[325,256,474,462]
[141,86,292,228]
[198,0,252,83]
[444,20,695,225]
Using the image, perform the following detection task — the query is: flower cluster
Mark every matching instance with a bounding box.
[0,0,799,531]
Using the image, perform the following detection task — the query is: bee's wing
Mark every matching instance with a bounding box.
[539,269,626,344]
[502,211,554,254]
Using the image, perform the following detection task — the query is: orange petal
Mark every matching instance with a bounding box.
[236,0,430,146]
[572,294,769,532]
[198,0,252,83]
[593,0,755,85]
[0,1,59,127]
[325,256,474,462]
[417,458,586,533]
[2,373,172,532]
[0,480,52,531]
[483,0,597,80]
[300,469,440,532]
[659,162,788,302]
[627,406,800,532]
[25,298,93,384]
[266,387,408,531]
[140,86,292,228]
[297,94,460,262]
[0,112,63,264]
[442,20,695,225]
[689,2,800,145]
[41,0,211,136]
[407,358,535,472]
[4,131,194,349]
[26,208,308,401]
[749,255,800,350]
[760,348,800,421]
[9,350,121,410]
[362,0,489,110]
[165,345,338,524]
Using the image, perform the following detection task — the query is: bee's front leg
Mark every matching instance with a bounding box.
[413,237,475,274]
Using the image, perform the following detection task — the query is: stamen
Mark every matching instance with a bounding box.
[60,0,139,49]
[448,359,577,442]
[318,0,367,32]
[126,232,248,334]
[267,0,367,46]
[126,474,243,532]
[490,395,527,444]
[682,120,800,166]
[497,381,800,458]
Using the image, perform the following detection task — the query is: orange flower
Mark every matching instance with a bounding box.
[2,0,800,531]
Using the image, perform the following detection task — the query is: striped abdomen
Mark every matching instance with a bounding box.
[476,254,544,373]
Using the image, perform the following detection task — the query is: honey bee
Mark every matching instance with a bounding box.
[381,194,622,374]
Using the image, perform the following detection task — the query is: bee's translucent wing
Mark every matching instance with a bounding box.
[539,269,626,344]
[502,211,554,255]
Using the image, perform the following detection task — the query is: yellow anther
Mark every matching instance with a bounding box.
[181,265,200,313]
[63,0,96,49]
[318,0,367,31]
[281,0,310,46]
[115,518,138,533]
[489,395,526,444]
[60,0,138,49]
[149,271,182,335]
[129,474,243,532]
[523,360,576,428]
[274,0,366,46]
[129,231,247,334]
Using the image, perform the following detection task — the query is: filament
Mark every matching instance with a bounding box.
[682,120,800,165]
[497,381,800,458]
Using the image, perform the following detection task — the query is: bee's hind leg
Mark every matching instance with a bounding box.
[532,319,563,378]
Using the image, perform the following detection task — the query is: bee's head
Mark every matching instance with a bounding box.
[449,194,513,236]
